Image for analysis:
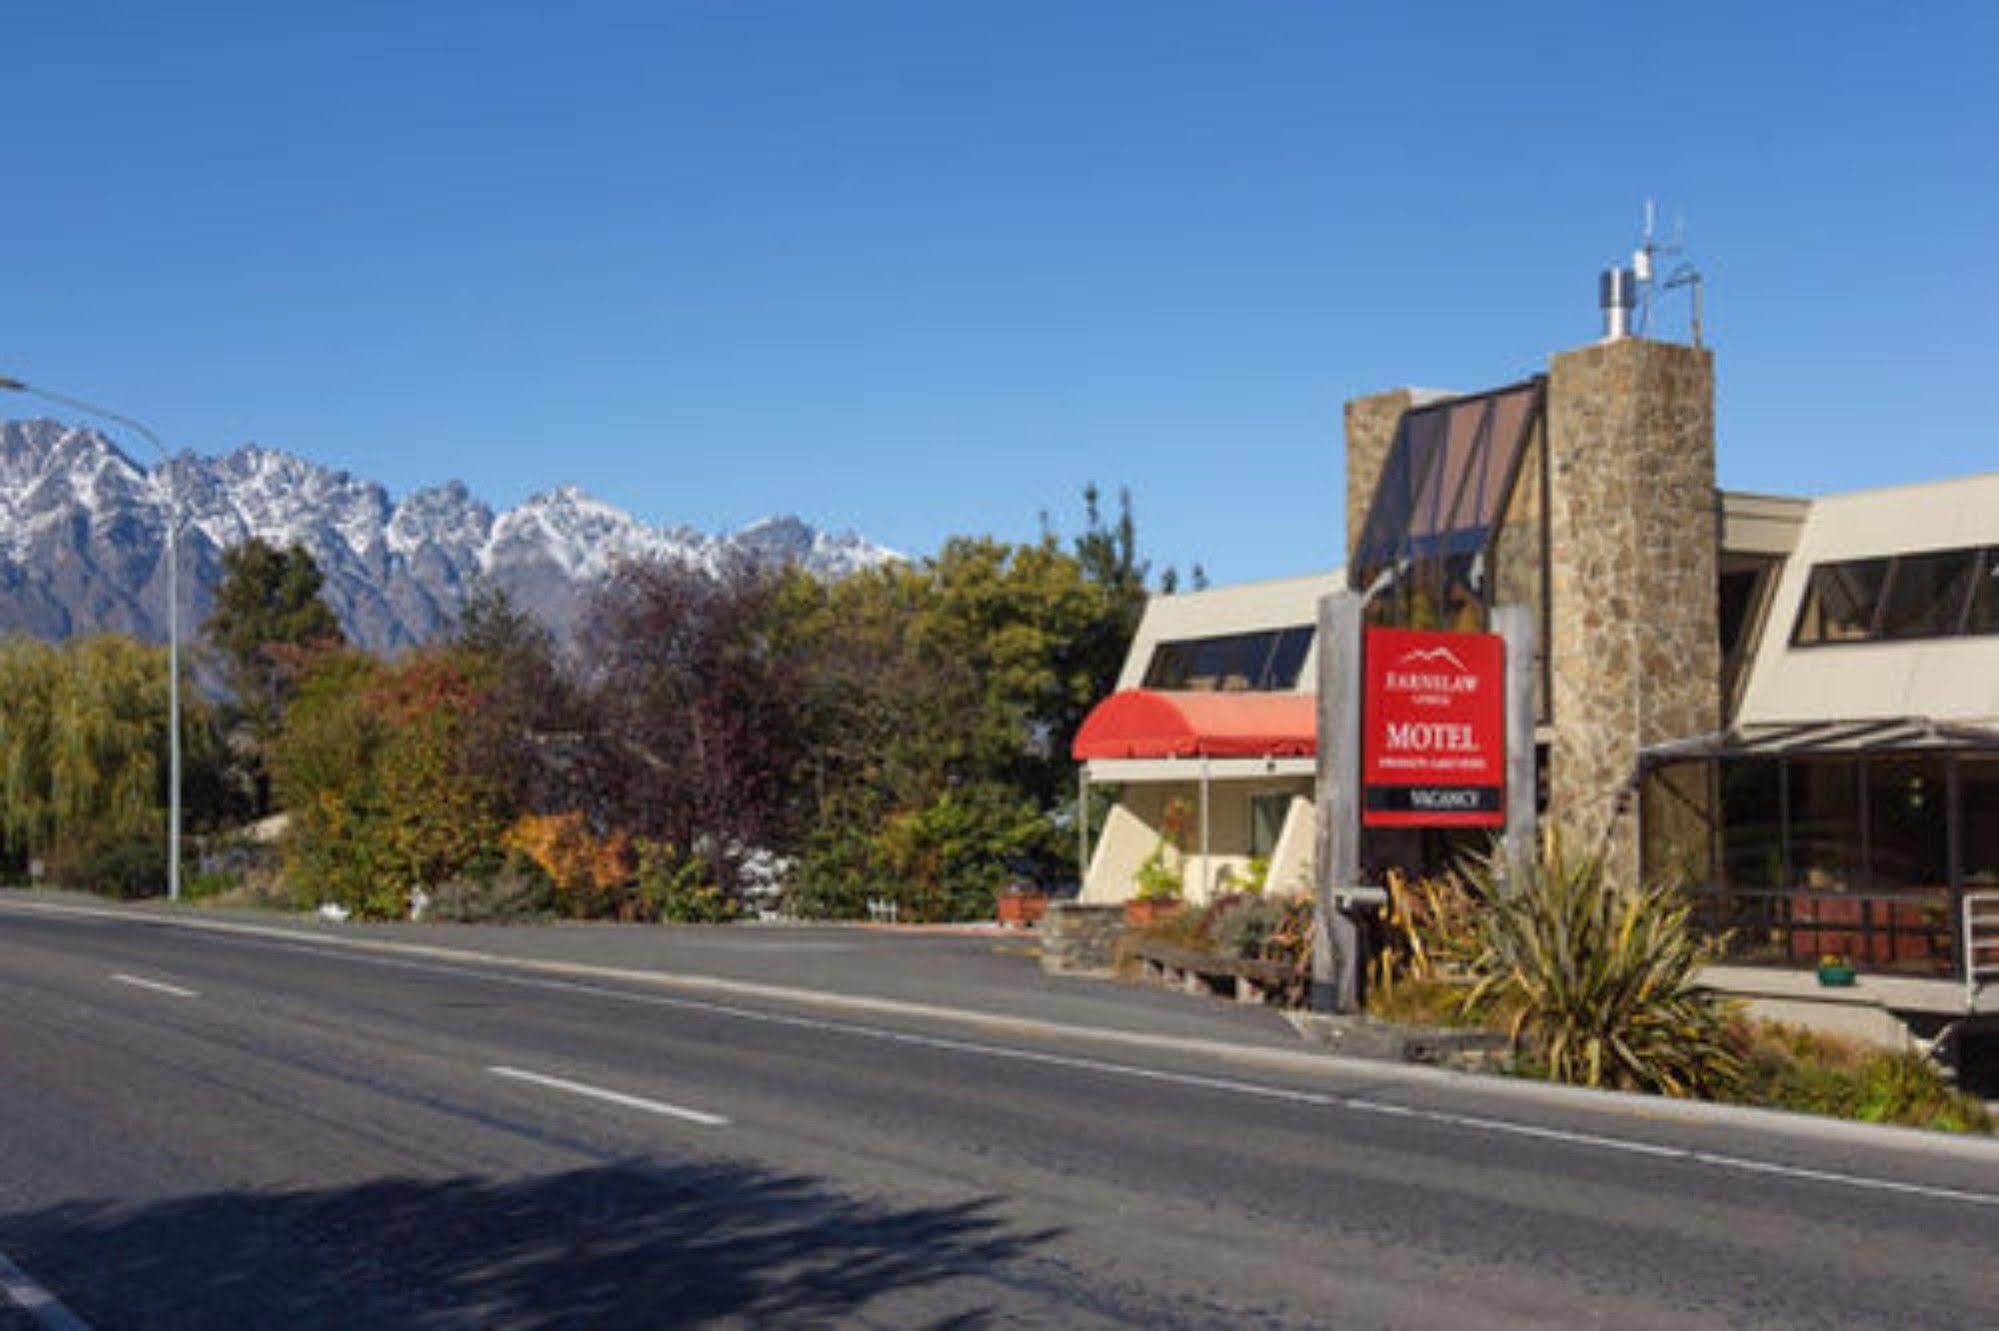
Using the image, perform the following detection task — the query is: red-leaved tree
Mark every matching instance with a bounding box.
[579,555,810,897]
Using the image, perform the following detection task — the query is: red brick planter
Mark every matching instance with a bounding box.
[1124,897,1184,928]
[996,891,1050,928]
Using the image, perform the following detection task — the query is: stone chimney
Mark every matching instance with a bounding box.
[1543,337,1719,885]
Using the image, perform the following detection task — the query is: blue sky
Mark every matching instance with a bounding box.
[7,2,1996,581]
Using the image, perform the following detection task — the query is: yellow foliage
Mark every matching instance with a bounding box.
[503,812,633,901]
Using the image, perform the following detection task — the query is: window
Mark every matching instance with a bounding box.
[1792,546,1999,645]
[1865,755,1948,889]
[1793,558,1889,643]
[1787,759,1859,890]
[1351,381,1542,593]
[1961,756,1999,890]
[1142,626,1313,692]
[1351,380,1549,707]
[1719,759,1784,890]
[1877,549,1979,639]
[1249,794,1291,858]
[1718,556,1780,716]
[1967,550,1999,635]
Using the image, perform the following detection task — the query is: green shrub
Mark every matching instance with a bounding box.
[1217,856,1270,896]
[1368,976,1483,1029]
[1210,893,1288,959]
[635,839,738,924]
[1132,844,1184,902]
[44,834,170,899]
[184,870,237,901]
[1729,1022,1993,1133]
[1463,840,1741,1098]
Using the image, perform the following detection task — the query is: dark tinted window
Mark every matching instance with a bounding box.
[1142,626,1312,692]
[1351,381,1541,588]
[1792,546,1999,645]
[1792,558,1889,644]
[1877,549,1978,638]
[1967,550,1999,635]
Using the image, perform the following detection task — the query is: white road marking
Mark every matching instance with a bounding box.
[0,1248,93,1331]
[23,911,1998,1212]
[488,1065,729,1126]
[108,972,197,999]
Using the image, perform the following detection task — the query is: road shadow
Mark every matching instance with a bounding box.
[0,1158,1061,1328]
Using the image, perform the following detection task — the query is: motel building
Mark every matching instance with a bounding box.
[1071,316,1999,1050]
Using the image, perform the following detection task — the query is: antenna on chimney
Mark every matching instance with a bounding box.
[1629,198,1705,347]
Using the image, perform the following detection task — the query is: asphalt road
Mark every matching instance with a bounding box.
[1,906,1995,1329]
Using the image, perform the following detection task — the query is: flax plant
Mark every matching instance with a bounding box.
[1462,839,1741,1098]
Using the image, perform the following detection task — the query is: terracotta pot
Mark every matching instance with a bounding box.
[996,892,1050,927]
[1124,897,1183,927]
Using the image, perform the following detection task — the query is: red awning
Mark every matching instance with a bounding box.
[1071,689,1317,761]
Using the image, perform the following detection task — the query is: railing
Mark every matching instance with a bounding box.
[1684,887,1958,979]
[1965,892,1999,1009]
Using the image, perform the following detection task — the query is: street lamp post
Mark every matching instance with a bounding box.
[1,376,184,902]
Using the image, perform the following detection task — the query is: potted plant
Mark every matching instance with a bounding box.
[996,882,1050,927]
[1126,843,1184,926]
[1816,953,1857,987]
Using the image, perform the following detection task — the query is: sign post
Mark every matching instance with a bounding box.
[1494,604,1538,889]
[1311,592,1364,1013]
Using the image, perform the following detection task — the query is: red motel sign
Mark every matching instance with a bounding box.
[1361,627,1506,828]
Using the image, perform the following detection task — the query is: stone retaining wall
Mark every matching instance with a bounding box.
[1040,902,1126,976]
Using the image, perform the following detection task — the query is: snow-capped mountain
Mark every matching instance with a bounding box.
[0,417,895,653]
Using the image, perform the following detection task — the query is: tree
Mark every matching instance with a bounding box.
[205,539,345,743]
[449,586,577,814]
[0,634,222,894]
[580,555,812,897]
[269,646,510,917]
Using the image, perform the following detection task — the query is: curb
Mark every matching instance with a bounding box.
[6,894,1998,1165]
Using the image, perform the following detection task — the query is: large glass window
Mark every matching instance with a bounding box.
[1352,380,1548,711]
[1719,759,1784,890]
[1877,550,1979,638]
[1641,760,1714,889]
[1966,550,1999,635]
[1792,546,1999,645]
[1787,758,1859,890]
[1962,756,1999,891]
[1142,627,1313,692]
[1793,559,1890,644]
[1865,755,1948,889]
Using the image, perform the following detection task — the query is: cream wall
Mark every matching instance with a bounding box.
[1080,777,1314,905]
[1736,472,1999,725]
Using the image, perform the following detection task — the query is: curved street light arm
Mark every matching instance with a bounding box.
[0,374,185,902]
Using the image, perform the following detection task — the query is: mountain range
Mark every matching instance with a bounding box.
[0,417,895,655]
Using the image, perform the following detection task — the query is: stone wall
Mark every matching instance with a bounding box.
[1544,338,1720,886]
[1040,902,1127,976]
[1344,388,1415,563]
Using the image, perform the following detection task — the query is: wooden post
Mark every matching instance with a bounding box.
[1495,603,1538,889]
[1198,756,1211,900]
[1313,591,1364,1012]
[1077,765,1091,894]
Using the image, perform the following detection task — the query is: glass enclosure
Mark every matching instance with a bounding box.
[1640,743,1997,977]
[1349,380,1550,720]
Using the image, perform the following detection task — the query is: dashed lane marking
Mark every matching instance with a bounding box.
[488,1065,730,1127]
